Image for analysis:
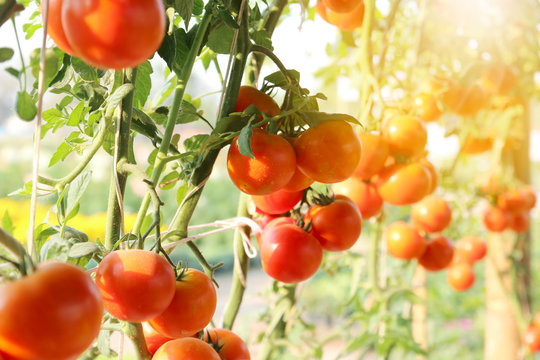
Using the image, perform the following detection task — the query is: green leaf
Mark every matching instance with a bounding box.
[176,182,189,205]
[183,134,209,152]
[71,57,98,81]
[300,111,361,128]
[29,47,61,87]
[16,91,37,121]
[106,84,135,112]
[157,31,176,71]
[49,141,73,167]
[22,23,41,39]
[5,67,20,79]
[218,8,239,29]
[159,171,180,190]
[68,242,100,258]
[251,29,273,50]
[237,125,254,158]
[175,0,194,26]
[133,61,153,108]
[264,69,300,87]
[193,0,203,14]
[177,100,199,124]
[8,180,34,196]
[173,28,190,75]
[0,47,14,62]
[207,22,235,54]
[2,211,15,235]
[58,96,73,109]
[50,56,74,89]
[131,107,160,143]
[68,102,89,126]
[64,171,91,223]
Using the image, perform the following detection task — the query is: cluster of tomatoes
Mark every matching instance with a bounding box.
[482,184,537,234]
[315,0,365,32]
[43,0,165,69]
[0,250,250,360]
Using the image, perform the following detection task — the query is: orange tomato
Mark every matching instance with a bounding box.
[418,235,454,271]
[419,158,438,195]
[153,338,221,360]
[523,186,537,210]
[204,328,251,360]
[412,93,442,122]
[142,322,173,355]
[411,196,452,234]
[354,132,389,179]
[382,114,427,158]
[508,212,530,233]
[442,83,487,117]
[497,188,530,213]
[317,0,365,32]
[482,206,509,233]
[332,176,383,219]
[385,221,426,260]
[41,0,76,55]
[447,262,475,291]
[524,325,540,353]
[251,189,304,215]
[480,64,518,95]
[461,136,494,155]
[375,162,431,206]
[234,86,280,117]
[454,236,486,264]
[322,0,362,13]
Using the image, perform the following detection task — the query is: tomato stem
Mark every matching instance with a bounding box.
[124,322,152,360]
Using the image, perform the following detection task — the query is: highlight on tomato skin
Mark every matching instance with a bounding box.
[446,262,475,292]
[384,221,426,260]
[410,196,452,234]
[41,0,76,55]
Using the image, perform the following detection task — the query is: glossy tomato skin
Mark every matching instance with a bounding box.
[204,329,251,360]
[418,236,454,271]
[322,0,361,13]
[227,129,296,195]
[96,249,176,322]
[410,196,452,234]
[142,322,173,355]
[454,236,486,264]
[446,262,475,292]
[149,269,217,338]
[251,189,304,215]
[41,0,75,55]
[382,115,427,158]
[316,1,365,31]
[234,86,280,117]
[419,158,438,194]
[483,206,509,232]
[497,188,530,213]
[375,163,431,206]
[0,262,103,360]
[295,120,362,184]
[354,132,389,179]
[509,211,530,233]
[385,221,426,260]
[282,166,314,192]
[308,195,362,251]
[260,223,323,283]
[153,338,221,360]
[412,93,442,123]
[332,176,383,219]
[62,0,165,69]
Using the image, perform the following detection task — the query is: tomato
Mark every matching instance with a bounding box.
[523,186,537,209]
[375,162,431,206]
[497,188,530,213]
[382,114,427,158]
[143,322,173,355]
[153,338,221,360]
[354,132,389,179]
[281,166,314,192]
[419,158,438,194]
[204,329,251,360]
[316,1,365,32]
[62,0,165,69]
[412,93,442,123]
[385,221,426,260]
[480,64,518,95]
[442,83,487,117]
[234,86,280,117]
[483,206,509,232]
[227,129,296,195]
[509,211,530,233]
[533,312,540,329]
[332,176,383,219]
[260,222,323,283]
[41,0,75,55]
[322,0,361,13]
[149,269,217,338]
[410,196,452,234]
[524,325,540,353]
[418,236,454,271]
[95,249,175,322]
[454,236,486,264]
[251,189,304,215]
[446,262,475,292]
[461,136,494,155]
[255,216,294,249]
[308,195,362,251]
[294,120,361,184]
[0,262,103,360]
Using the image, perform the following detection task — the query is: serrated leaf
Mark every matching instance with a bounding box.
[218,8,239,29]
[237,125,254,158]
[207,22,235,54]
[50,55,74,89]
[68,102,89,126]
[175,0,193,26]
[0,47,14,62]
[49,141,73,167]
[106,83,135,112]
[65,171,91,223]
[2,211,15,235]
[68,242,100,258]
[264,69,300,87]
[183,134,209,152]
[16,91,37,121]
[23,23,41,39]
[134,61,153,108]
[131,107,160,143]
[251,29,273,50]
[71,57,98,81]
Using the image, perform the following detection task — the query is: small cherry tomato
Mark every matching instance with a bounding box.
[153,338,221,360]
[251,189,304,215]
[410,196,452,234]
[332,176,383,219]
[382,114,427,158]
[418,235,454,271]
[483,206,509,232]
[375,162,431,206]
[204,328,251,360]
[454,236,486,264]
[354,132,389,180]
[385,221,426,260]
[447,262,475,292]
[234,86,280,117]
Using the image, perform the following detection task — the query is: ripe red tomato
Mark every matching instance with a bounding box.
[410,196,452,234]
[497,188,530,213]
[142,322,173,355]
[153,338,221,360]
[308,195,362,251]
[523,186,537,209]
[281,166,314,192]
[412,93,442,123]
[382,114,427,158]
[41,0,75,55]
[149,269,217,338]
[204,329,251,360]
[251,189,304,215]
[354,132,389,180]
[332,177,383,219]
[62,0,165,69]
[418,235,454,271]
[483,206,509,232]
[0,262,103,360]
[446,262,475,292]
[385,221,426,260]
[294,120,362,184]
[95,249,175,322]
[375,162,431,206]
[524,325,540,353]
[260,222,323,283]
[509,211,530,233]
[234,86,280,117]
[322,0,362,13]
[227,129,296,195]
[454,236,486,264]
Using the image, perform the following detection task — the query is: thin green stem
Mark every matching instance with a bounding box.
[0,228,27,262]
[250,44,296,85]
[124,322,151,360]
[11,17,26,90]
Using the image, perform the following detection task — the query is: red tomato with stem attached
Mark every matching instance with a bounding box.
[354,132,389,180]
[227,129,296,195]
[410,196,452,234]
[41,0,76,55]
[447,262,475,292]
[153,338,221,360]
[454,236,486,264]
[332,176,383,219]
[204,329,251,360]
[95,249,176,322]
[418,235,454,271]
[294,120,362,184]
[308,195,362,251]
[259,222,323,283]
[251,189,304,215]
[149,269,217,338]
[62,0,165,69]
[0,262,103,360]
[385,221,426,260]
